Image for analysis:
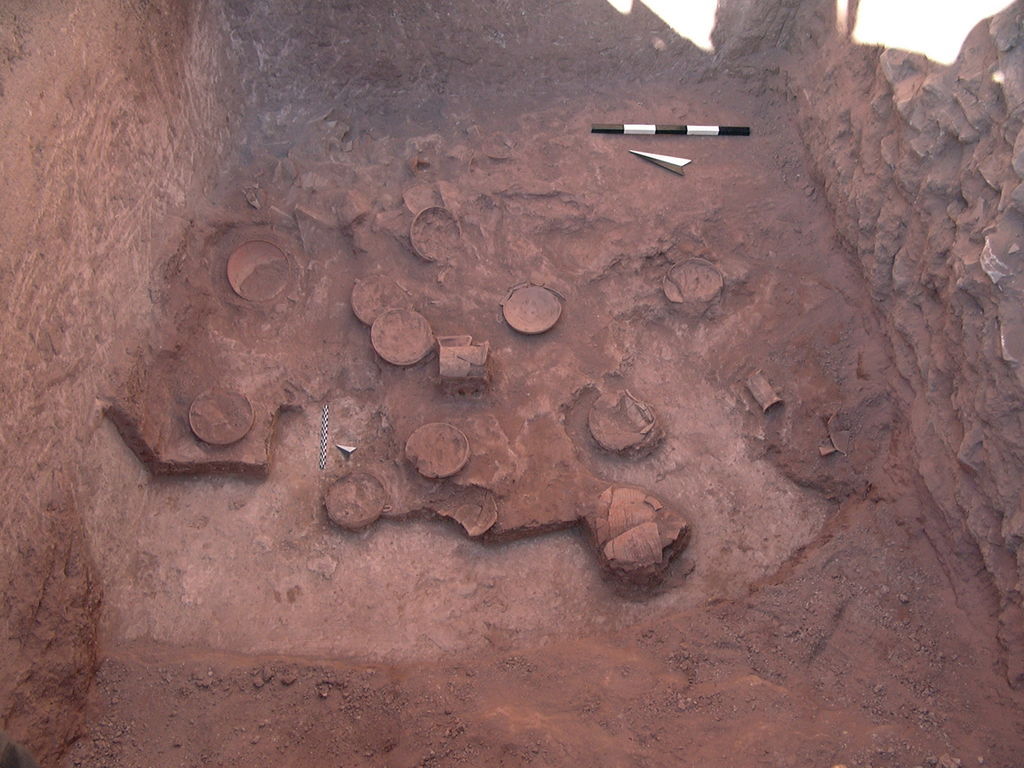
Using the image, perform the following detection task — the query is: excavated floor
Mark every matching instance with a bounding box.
[91,67,863,658]
[59,1,1024,766]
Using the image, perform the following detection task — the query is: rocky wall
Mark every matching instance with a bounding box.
[0,0,237,762]
[784,2,1024,684]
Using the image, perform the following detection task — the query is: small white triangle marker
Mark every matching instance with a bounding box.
[335,444,357,458]
[629,150,692,175]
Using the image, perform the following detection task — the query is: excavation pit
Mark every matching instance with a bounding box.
[4,1,1024,766]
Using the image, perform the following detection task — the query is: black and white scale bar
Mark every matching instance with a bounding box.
[318,404,330,471]
[592,124,750,136]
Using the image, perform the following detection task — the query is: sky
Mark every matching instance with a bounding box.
[606,0,1016,65]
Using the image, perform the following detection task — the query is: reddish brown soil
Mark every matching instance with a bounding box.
[79,80,1022,768]
[66,494,1024,767]
[1,1,1022,767]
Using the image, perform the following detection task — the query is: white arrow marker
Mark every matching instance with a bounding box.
[335,444,357,458]
[629,150,692,175]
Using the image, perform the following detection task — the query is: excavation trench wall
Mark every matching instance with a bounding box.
[721,0,1024,684]
[0,0,237,761]
[778,1,1024,684]
[672,0,1024,682]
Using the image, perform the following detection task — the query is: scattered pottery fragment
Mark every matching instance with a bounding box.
[746,371,783,412]
[823,413,852,456]
[818,441,838,457]
[587,390,661,456]
[325,472,388,531]
[437,498,498,537]
[663,258,723,312]
[350,275,408,326]
[827,414,852,454]
[410,206,460,262]
[586,485,690,587]
[501,283,563,334]
[242,184,262,209]
[438,335,490,393]
[188,390,255,446]
[226,240,290,301]
[405,422,471,479]
[370,308,434,366]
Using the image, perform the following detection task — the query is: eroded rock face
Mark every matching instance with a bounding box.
[584,486,690,587]
[790,1,1024,685]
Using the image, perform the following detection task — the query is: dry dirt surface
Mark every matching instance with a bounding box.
[1,0,1023,766]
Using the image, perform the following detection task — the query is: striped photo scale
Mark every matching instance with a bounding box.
[592,123,750,136]
[318,404,330,471]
